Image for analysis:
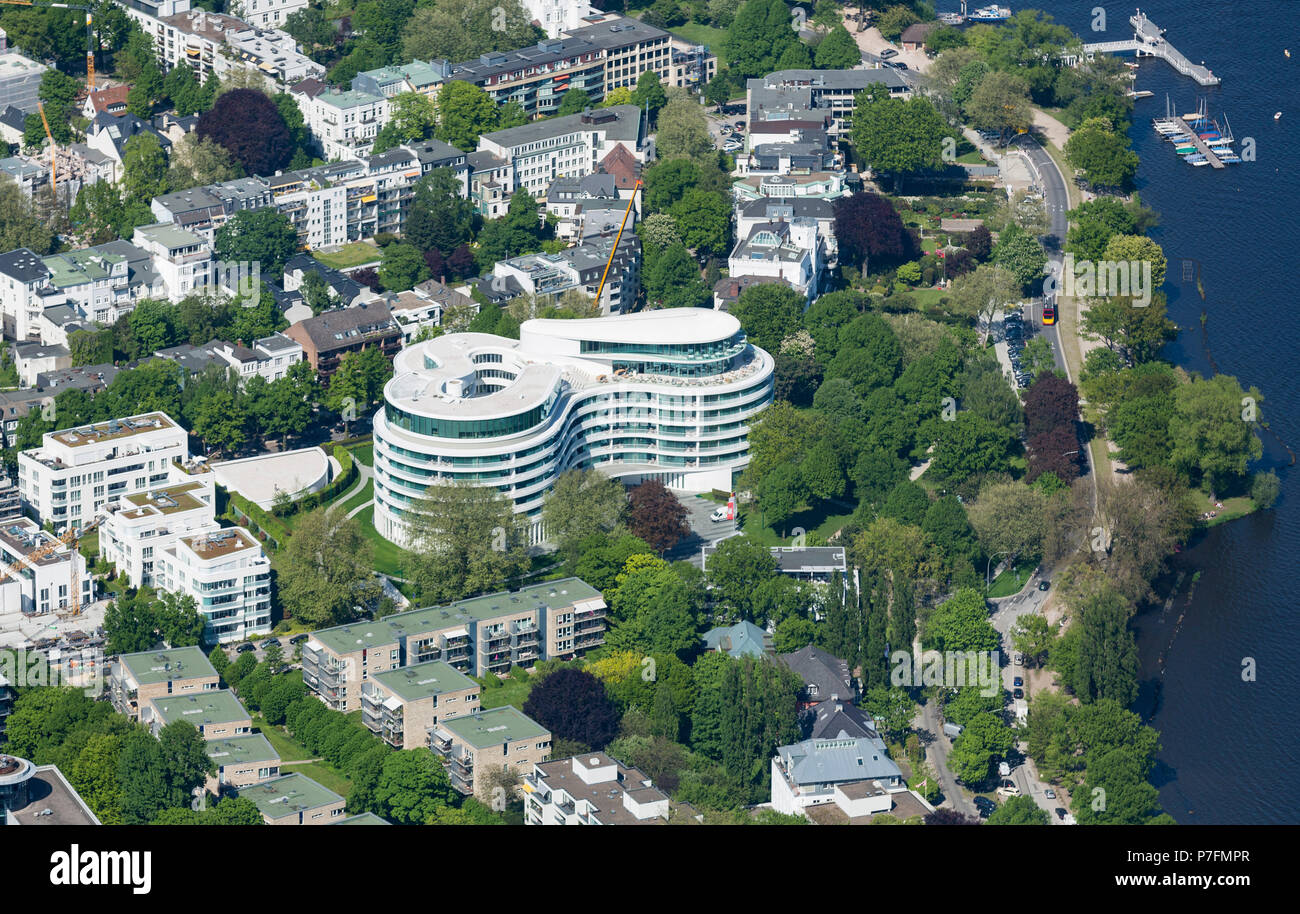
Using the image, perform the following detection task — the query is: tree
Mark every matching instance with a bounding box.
[1066,197,1136,261]
[705,536,778,620]
[1101,233,1168,290]
[437,80,499,151]
[405,168,474,258]
[729,283,803,353]
[723,0,803,79]
[1064,120,1139,188]
[0,175,54,254]
[948,263,1019,342]
[644,243,709,309]
[190,387,246,455]
[213,208,297,277]
[168,132,242,191]
[524,668,621,749]
[833,191,918,277]
[541,468,627,558]
[638,213,682,252]
[1167,373,1263,493]
[277,509,383,627]
[556,86,592,116]
[992,223,1047,290]
[966,70,1033,137]
[157,721,215,804]
[374,748,458,825]
[949,711,1017,785]
[607,558,701,657]
[401,480,530,604]
[670,188,732,255]
[117,729,173,824]
[924,588,999,653]
[631,69,667,121]
[655,88,713,162]
[1071,580,1139,705]
[401,0,538,63]
[850,86,950,181]
[967,481,1050,562]
[371,91,437,153]
[1011,613,1054,667]
[163,63,205,116]
[814,24,860,69]
[121,133,169,202]
[378,242,430,292]
[197,88,292,176]
[987,794,1050,824]
[627,479,688,553]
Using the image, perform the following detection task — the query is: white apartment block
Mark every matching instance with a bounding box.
[727,218,825,304]
[292,86,389,162]
[0,517,94,616]
[155,527,271,644]
[475,105,645,200]
[228,0,308,29]
[131,223,213,300]
[99,479,217,588]
[523,753,672,825]
[522,0,598,38]
[209,333,304,383]
[18,412,189,528]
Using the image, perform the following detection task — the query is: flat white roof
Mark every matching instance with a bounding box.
[522,310,741,346]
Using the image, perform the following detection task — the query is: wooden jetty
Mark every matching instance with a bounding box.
[1079,9,1220,86]
[1153,116,1225,168]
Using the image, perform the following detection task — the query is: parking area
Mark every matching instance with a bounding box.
[706,105,747,156]
[992,306,1035,391]
[666,493,736,565]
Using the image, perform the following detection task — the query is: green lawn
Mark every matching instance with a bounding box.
[477,675,534,712]
[356,504,411,577]
[281,761,353,797]
[252,714,313,762]
[338,479,374,516]
[987,560,1034,598]
[738,500,857,547]
[313,242,379,270]
[1190,492,1256,527]
[670,23,728,68]
[348,442,374,466]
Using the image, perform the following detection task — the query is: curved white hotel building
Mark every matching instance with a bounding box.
[371,310,774,546]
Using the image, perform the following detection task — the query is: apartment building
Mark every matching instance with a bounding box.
[144,688,252,740]
[109,645,220,720]
[204,733,281,795]
[360,660,481,750]
[131,223,213,299]
[771,734,906,818]
[373,311,772,544]
[0,518,94,616]
[474,104,645,200]
[483,232,639,314]
[735,197,838,268]
[100,480,216,588]
[150,178,275,240]
[155,527,272,644]
[390,280,478,343]
[236,772,346,824]
[302,578,606,712]
[282,300,402,380]
[746,68,910,142]
[228,0,309,31]
[727,218,825,304]
[522,0,598,38]
[351,59,447,100]
[291,84,390,161]
[562,14,714,92]
[17,412,187,526]
[430,706,551,799]
[524,753,673,825]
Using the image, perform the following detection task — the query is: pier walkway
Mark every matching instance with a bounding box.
[1079,10,1220,86]
[1154,117,1225,168]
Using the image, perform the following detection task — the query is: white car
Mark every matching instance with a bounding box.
[710,507,732,523]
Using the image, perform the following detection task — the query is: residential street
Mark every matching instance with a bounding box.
[914,699,976,818]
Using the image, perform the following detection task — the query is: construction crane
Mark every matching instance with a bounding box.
[593,178,641,311]
[36,98,57,197]
[0,512,106,618]
[0,0,97,88]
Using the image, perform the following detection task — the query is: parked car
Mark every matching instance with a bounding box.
[1013,677,1024,688]
[1038,580,1051,592]
[1055,807,1068,820]
[973,796,997,818]
[1013,688,1025,699]
[734,121,745,129]
[236,642,256,653]
[996,784,1021,798]
[262,637,281,649]
[879,48,898,59]
[710,506,732,523]
[1044,788,1057,799]
[1012,651,1023,666]
[290,633,309,645]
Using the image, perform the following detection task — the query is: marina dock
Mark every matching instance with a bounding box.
[1153,116,1225,168]
[1081,10,1220,86]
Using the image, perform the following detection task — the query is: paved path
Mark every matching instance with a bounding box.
[327,460,371,515]
[914,699,975,817]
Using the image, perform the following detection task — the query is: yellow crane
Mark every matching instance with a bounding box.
[593,178,641,310]
[35,98,58,198]
[1,515,106,618]
[0,0,97,89]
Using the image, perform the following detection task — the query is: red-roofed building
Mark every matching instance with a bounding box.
[81,86,129,119]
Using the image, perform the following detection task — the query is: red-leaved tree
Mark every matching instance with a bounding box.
[197,89,293,177]
[627,479,689,553]
[833,191,919,277]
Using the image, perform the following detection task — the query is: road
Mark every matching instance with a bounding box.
[1013,132,1099,519]
[914,699,976,818]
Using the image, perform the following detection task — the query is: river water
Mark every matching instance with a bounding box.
[988,0,1300,823]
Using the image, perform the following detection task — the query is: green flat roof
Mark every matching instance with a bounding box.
[372,660,477,702]
[121,482,207,516]
[237,773,343,816]
[333,812,391,825]
[206,733,279,767]
[439,706,549,749]
[150,689,249,727]
[310,577,602,656]
[118,646,217,686]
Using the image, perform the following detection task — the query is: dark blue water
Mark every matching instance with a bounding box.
[1018,0,1299,823]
